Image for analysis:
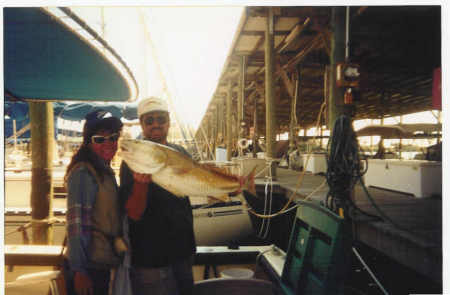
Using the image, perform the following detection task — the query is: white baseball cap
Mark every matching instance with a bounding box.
[137,96,169,118]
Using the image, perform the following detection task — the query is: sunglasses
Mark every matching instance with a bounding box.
[91,133,119,144]
[144,116,168,126]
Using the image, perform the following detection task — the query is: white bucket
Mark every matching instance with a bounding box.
[220,268,255,279]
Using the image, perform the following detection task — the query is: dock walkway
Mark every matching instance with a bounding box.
[256,168,442,284]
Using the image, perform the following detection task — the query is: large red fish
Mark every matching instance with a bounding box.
[119,139,255,201]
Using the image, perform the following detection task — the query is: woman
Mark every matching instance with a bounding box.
[64,110,124,295]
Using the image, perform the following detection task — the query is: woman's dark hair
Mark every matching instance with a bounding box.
[65,114,123,182]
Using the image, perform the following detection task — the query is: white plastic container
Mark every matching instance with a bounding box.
[364,159,442,198]
[302,153,327,174]
[216,148,227,162]
[220,268,254,279]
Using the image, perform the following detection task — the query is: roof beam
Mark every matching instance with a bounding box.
[276,18,311,53]
[283,34,324,71]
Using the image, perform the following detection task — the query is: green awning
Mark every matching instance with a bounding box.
[4,7,133,101]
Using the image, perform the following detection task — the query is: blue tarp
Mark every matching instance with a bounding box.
[5,101,138,121]
[57,102,138,121]
[4,8,133,101]
[4,101,138,141]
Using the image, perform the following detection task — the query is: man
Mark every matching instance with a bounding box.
[119,97,196,295]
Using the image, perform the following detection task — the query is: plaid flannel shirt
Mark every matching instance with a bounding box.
[66,166,98,274]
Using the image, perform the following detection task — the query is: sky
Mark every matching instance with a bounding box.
[67,6,243,131]
[143,7,244,130]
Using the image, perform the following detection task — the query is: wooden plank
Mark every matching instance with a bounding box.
[4,244,272,267]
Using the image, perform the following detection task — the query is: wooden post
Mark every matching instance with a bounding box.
[212,105,218,158]
[370,119,374,154]
[216,97,222,147]
[205,115,212,160]
[320,126,323,149]
[327,7,354,218]
[217,102,221,146]
[238,55,246,156]
[29,101,54,245]
[327,7,348,130]
[216,96,223,148]
[221,96,226,147]
[289,68,300,153]
[252,96,258,158]
[265,7,277,178]
[399,115,403,159]
[226,80,233,161]
[380,117,385,155]
[13,119,17,151]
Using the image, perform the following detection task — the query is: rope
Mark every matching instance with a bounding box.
[257,168,274,239]
[199,124,215,160]
[254,178,328,217]
[246,101,328,219]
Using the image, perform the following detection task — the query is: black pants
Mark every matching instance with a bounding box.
[130,257,194,295]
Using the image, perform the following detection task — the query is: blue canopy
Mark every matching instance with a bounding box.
[4,7,135,101]
[5,101,138,122]
[57,103,138,121]
[5,101,138,141]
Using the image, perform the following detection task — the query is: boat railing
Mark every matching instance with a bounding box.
[5,217,65,248]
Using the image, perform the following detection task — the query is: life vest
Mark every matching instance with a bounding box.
[66,162,122,267]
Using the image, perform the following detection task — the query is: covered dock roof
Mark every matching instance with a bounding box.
[197,6,441,136]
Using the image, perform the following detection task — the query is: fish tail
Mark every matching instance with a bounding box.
[244,166,257,196]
